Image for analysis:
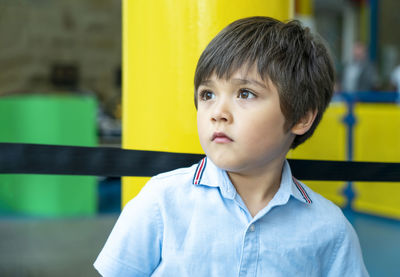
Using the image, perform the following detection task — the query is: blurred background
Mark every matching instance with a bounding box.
[0,0,399,276]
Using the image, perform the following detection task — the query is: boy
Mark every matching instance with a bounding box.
[94,17,368,276]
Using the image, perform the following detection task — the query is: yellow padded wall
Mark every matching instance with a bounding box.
[353,104,400,219]
[122,0,293,205]
[295,0,313,16]
[288,103,348,207]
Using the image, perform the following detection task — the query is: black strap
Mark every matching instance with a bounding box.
[0,143,399,182]
[0,143,203,177]
[288,159,400,182]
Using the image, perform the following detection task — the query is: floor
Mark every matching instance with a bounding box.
[0,214,117,277]
[345,210,400,277]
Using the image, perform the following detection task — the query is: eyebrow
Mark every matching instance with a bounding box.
[199,80,214,87]
[231,78,267,89]
[199,78,267,89]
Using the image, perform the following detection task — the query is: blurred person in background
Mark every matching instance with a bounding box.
[342,41,379,93]
[390,62,400,102]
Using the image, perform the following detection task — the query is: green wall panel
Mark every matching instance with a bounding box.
[0,94,97,216]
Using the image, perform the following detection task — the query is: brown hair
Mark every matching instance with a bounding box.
[194,16,334,149]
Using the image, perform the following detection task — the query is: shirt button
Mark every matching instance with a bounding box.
[249,224,255,232]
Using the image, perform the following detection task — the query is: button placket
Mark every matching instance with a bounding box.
[249,224,255,232]
[239,223,259,276]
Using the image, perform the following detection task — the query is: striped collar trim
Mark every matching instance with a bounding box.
[192,158,313,204]
[191,157,235,199]
[292,176,312,204]
[193,157,207,185]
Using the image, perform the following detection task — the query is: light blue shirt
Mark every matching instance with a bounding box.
[94,158,368,276]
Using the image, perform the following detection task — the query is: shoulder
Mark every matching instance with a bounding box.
[152,163,198,184]
[146,163,198,193]
[302,187,369,275]
[125,162,199,209]
[296,181,352,234]
[119,162,201,233]
[294,182,368,273]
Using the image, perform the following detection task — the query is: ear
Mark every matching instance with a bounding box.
[291,110,318,135]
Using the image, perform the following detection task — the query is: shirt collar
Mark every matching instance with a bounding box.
[277,160,313,205]
[192,157,237,199]
[192,157,312,205]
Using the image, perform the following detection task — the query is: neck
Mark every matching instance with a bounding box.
[227,158,285,217]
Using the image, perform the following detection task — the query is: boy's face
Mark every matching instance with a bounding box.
[196,66,296,175]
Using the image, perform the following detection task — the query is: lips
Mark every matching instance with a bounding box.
[211,132,233,143]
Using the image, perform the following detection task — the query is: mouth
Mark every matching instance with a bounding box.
[211,132,233,143]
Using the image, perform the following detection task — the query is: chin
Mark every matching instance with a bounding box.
[208,155,241,172]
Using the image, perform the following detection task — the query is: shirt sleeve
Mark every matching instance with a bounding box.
[94,179,163,277]
[327,219,369,277]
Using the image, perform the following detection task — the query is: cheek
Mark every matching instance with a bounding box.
[242,114,286,142]
[197,112,207,140]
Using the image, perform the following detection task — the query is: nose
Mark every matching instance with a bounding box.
[211,97,233,123]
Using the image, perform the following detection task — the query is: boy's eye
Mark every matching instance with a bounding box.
[238,89,256,99]
[199,90,215,101]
